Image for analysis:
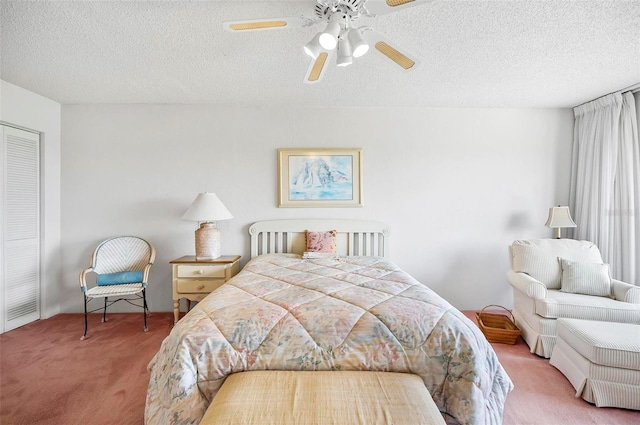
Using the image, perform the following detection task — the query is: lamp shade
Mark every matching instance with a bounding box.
[544,206,577,228]
[182,193,233,222]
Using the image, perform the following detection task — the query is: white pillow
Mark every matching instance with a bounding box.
[559,258,611,297]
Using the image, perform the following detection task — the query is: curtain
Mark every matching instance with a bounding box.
[569,91,640,285]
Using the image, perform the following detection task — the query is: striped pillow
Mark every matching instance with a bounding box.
[559,258,611,297]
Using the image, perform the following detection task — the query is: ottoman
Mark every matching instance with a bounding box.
[550,318,640,410]
[199,370,446,425]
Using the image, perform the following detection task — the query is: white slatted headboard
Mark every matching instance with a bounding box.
[249,219,390,259]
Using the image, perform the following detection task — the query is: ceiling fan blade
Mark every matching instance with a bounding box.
[304,51,333,84]
[223,16,316,32]
[363,30,419,70]
[363,0,434,16]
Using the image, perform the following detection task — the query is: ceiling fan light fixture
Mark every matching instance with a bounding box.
[337,37,353,67]
[336,55,353,67]
[226,0,425,83]
[347,28,369,58]
[319,30,338,50]
[319,13,342,50]
[304,33,323,59]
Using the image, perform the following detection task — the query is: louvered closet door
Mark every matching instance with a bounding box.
[1,125,41,332]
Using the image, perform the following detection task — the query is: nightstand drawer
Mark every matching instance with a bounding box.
[176,264,227,278]
[176,279,224,293]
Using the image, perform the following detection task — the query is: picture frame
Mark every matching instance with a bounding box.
[277,148,363,208]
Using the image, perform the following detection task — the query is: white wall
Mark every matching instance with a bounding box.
[61,105,573,313]
[1,80,62,319]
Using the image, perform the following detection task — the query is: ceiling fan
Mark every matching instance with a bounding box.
[223,0,433,84]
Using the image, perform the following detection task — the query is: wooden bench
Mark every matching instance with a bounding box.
[200,370,446,425]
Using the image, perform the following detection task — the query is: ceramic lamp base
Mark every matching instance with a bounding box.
[195,222,221,259]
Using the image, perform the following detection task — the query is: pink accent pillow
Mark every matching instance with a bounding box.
[305,230,337,253]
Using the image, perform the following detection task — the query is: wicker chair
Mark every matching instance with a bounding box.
[79,236,156,340]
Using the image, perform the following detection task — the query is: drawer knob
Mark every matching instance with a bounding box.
[197,269,204,275]
[197,285,205,290]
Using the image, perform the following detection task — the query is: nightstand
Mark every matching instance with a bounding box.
[170,255,241,324]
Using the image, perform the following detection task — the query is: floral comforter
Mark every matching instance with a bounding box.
[145,254,513,425]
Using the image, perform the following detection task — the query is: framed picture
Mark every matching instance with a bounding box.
[278,148,363,207]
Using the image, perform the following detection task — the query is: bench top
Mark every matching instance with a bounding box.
[200,370,445,425]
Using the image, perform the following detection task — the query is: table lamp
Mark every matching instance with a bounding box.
[182,193,233,259]
[544,206,576,239]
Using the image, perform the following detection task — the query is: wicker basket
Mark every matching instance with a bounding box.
[475,305,521,345]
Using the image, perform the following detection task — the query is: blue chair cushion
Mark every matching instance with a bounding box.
[96,271,144,286]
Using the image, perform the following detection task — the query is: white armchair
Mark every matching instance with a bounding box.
[507,239,640,358]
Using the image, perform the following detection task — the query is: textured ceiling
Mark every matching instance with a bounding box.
[1,0,639,108]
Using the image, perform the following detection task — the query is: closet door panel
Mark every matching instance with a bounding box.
[6,242,39,322]
[2,125,40,332]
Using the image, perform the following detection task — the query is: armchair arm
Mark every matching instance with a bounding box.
[506,270,548,300]
[611,279,640,304]
[79,268,93,293]
[142,263,153,287]
[141,242,157,288]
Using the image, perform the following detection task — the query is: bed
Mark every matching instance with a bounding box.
[145,219,513,425]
